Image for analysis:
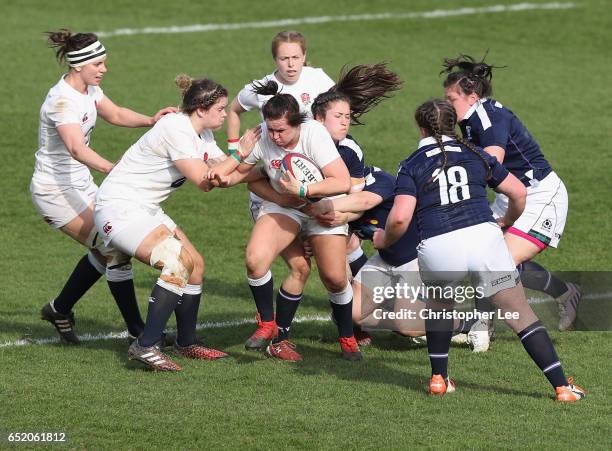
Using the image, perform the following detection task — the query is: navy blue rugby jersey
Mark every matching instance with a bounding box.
[395,136,509,240]
[459,98,552,186]
[350,166,420,266]
[337,134,365,179]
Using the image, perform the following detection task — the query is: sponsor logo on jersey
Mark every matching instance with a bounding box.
[541,219,553,231]
[171,177,187,188]
[82,113,88,124]
[465,126,472,140]
[270,159,282,170]
[301,93,311,105]
[103,221,112,234]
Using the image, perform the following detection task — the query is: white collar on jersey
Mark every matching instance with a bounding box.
[462,97,488,121]
[418,135,453,148]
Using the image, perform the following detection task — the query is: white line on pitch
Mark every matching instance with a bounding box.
[96,3,577,38]
[0,314,330,349]
[1,291,607,349]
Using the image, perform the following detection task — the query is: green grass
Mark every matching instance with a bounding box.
[1,1,611,449]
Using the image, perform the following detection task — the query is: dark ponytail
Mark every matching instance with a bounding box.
[441,52,504,98]
[312,62,403,125]
[251,79,307,126]
[45,29,98,64]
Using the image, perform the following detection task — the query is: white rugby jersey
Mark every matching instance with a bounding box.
[244,120,340,194]
[237,67,334,119]
[96,113,223,208]
[32,75,103,188]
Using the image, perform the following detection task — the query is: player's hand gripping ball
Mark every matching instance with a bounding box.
[281,153,324,186]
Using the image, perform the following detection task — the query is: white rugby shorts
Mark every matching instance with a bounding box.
[491,171,568,248]
[257,200,348,237]
[30,177,97,229]
[354,253,421,287]
[417,222,519,298]
[94,202,177,256]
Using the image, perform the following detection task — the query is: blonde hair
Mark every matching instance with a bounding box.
[271,30,307,58]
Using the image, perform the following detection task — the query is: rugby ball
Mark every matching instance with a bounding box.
[281,153,324,185]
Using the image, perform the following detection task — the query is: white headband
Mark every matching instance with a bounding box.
[66,41,106,67]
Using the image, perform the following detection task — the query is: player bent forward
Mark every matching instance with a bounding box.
[94,75,261,371]
[211,80,362,361]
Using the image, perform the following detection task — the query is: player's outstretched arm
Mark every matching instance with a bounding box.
[57,124,114,174]
[279,158,351,198]
[208,163,259,188]
[373,194,416,249]
[248,179,305,208]
[303,191,383,217]
[96,95,178,127]
[174,159,216,192]
[314,211,362,228]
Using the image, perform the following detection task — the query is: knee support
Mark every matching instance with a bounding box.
[94,243,133,282]
[106,258,133,282]
[149,236,192,288]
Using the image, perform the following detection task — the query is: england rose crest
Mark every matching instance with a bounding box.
[301,93,311,105]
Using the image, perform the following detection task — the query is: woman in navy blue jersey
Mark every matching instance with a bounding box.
[441,55,581,339]
[307,166,479,343]
[373,99,584,401]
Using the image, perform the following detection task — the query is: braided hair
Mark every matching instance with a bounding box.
[440,52,504,97]
[250,79,307,126]
[175,74,228,115]
[415,99,491,181]
[312,62,403,125]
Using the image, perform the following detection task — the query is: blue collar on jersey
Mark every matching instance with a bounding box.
[418,135,454,148]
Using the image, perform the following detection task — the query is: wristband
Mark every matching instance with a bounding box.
[227,139,240,152]
[229,149,242,163]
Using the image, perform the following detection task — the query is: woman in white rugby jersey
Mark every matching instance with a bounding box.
[228,32,380,351]
[31,29,176,344]
[211,80,361,362]
[226,31,343,350]
[94,75,261,372]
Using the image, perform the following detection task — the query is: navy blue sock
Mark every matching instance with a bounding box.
[107,279,145,337]
[349,253,368,278]
[425,312,453,379]
[248,272,274,322]
[53,255,103,314]
[518,261,568,298]
[273,288,302,343]
[139,283,181,347]
[518,320,568,388]
[175,286,201,347]
[330,301,354,338]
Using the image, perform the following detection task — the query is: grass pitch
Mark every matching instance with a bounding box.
[1,1,610,449]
